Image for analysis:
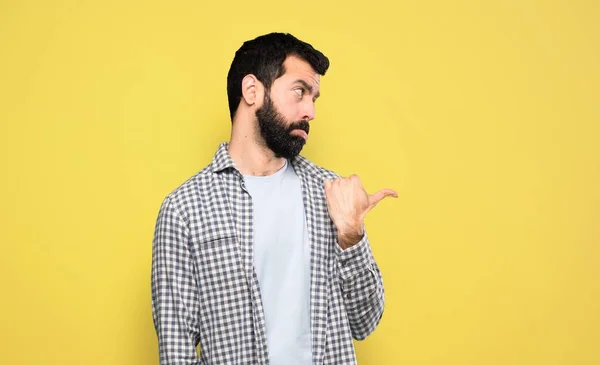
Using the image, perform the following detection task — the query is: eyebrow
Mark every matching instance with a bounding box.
[294,79,320,99]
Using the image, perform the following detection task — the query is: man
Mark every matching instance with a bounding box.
[151,32,397,365]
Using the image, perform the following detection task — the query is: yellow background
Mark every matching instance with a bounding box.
[1,0,598,364]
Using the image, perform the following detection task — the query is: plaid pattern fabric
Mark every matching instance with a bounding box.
[151,142,385,365]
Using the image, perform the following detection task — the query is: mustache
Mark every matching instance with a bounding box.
[288,120,310,135]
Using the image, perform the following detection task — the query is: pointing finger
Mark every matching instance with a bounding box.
[368,189,398,209]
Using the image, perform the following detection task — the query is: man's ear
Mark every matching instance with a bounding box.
[241,74,264,106]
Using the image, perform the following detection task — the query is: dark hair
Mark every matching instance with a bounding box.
[226,32,330,121]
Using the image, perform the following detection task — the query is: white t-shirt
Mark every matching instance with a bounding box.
[243,159,312,365]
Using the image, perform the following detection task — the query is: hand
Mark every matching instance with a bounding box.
[324,175,397,249]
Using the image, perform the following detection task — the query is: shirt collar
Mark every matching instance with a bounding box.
[210,142,238,173]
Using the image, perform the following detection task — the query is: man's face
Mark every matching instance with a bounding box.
[255,55,321,159]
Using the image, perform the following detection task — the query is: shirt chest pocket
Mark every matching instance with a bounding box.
[195,230,250,306]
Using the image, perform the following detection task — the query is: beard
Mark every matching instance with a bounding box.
[255,93,310,160]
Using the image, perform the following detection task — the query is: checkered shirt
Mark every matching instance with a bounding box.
[151,142,385,364]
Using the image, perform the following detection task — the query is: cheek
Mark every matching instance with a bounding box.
[283,100,300,120]
[273,94,299,120]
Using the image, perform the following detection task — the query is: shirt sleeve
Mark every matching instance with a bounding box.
[151,196,203,364]
[335,230,385,340]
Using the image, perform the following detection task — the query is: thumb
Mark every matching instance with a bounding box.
[368,189,398,210]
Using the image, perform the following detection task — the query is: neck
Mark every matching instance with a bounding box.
[228,115,286,176]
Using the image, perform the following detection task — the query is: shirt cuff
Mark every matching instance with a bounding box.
[335,235,372,281]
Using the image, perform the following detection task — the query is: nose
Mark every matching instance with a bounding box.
[301,100,316,122]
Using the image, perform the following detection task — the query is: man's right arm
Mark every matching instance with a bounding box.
[151,196,203,364]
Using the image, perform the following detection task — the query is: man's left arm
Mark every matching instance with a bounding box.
[336,230,384,340]
[324,175,397,340]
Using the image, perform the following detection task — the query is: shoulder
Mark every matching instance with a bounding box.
[159,164,215,221]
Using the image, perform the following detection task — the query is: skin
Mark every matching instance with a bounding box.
[228,55,397,250]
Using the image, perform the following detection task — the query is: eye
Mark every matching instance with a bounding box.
[294,88,305,97]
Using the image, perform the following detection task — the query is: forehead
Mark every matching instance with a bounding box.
[280,55,320,86]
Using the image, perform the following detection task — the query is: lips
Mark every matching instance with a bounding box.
[290,129,309,140]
